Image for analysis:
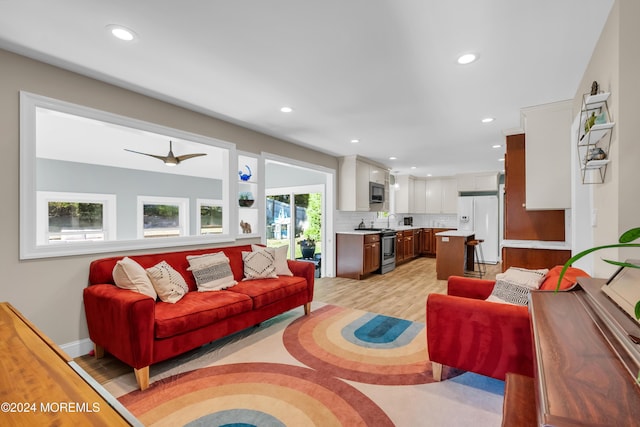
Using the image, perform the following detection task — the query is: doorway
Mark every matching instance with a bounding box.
[266,186,323,277]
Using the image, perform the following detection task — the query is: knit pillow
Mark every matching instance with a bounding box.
[242,248,277,280]
[186,253,237,291]
[146,261,189,303]
[251,244,293,276]
[486,267,549,305]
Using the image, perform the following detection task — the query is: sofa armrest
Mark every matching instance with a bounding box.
[83,284,155,369]
[447,275,496,300]
[426,293,533,380]
[287,259,315,302]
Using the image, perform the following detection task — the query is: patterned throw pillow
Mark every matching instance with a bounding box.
[242,248,278,280]
[112,257,157,299]
[146,261,189,303]
[486,267,549,305]
[251,244,293,276]
[186,253,237,291]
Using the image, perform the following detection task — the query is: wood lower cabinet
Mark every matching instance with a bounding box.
[502,247,571,272]
[403,230,414,260]
[421,228,433,255]
[413,228,422,256]
[336,233,381,279]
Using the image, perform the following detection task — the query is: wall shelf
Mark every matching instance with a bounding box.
[577,91,614,184]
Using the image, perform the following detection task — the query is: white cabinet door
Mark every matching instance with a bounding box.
[425,179,442,214]
[356,160,370,211]
[441,178,458,213]
[413,178,426,213]
[394,175,412,213]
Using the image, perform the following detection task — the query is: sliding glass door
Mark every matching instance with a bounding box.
[266,186,323,274]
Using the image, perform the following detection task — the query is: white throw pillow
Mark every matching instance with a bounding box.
[112,257,157,299]
[251,244,293,276]
[486,267,549,305]
[242,248,278,280]
[146,261,189,303]
[186,253,237,291]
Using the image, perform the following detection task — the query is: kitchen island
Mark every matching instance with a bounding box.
[435,230,475,280]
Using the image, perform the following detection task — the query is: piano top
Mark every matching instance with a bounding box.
[529,278,640,427]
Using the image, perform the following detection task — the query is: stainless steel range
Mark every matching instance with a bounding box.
[379,230,396,274]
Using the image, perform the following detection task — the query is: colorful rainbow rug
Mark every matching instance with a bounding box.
[105,303,504,426]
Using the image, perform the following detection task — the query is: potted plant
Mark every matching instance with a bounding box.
[555,227,640,321]
[299,236,316,259]
[238,191,254,207]
[299,193,322,259]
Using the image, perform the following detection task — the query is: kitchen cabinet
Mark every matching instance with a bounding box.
[403,230,414,260]
[394,174,415,214]
[338,155,389,212]
[413,179,427,213]
[413,228,422,256]
[396,232,405,263]
[422,228,433,255]
[501,247,571,272]
[521,100,572,209]
[457,172,499,193]
[336,233,381,279]
[426,177,458,214]
[504,134,565,241]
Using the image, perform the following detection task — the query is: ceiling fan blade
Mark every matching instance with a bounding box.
[124,148,170,162]
[175,153,207,163]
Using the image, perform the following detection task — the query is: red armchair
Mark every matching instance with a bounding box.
[426,265,588,381]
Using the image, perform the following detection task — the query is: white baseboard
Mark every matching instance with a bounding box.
[60,338,94,358]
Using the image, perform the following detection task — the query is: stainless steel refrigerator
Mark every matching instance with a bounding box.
[457,195,499,264]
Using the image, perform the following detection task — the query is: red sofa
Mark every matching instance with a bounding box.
[426,265,587,381]
[84,244,315,390]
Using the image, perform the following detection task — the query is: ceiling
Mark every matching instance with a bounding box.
[0,0,614,177]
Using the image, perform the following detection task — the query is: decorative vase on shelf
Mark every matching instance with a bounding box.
[238,165,252,181]
[238,191,254,207]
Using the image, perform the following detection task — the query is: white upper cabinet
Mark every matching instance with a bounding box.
[457,172,499,192]
[394,175,414,214]
[521,100,572,210]
[338,155,389,212]
[426,177,458,214]
[413,178,427,213]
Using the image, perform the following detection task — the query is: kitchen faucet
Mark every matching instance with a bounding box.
[387,214,396,229]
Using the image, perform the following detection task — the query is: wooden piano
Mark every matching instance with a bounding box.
[503,277,640,426]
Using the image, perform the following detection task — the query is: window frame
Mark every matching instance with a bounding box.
[137,196,189,239]
[37,191,117,245]
[197,198,225,236]
[20,91,237,259]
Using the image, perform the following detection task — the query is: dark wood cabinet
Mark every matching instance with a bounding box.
[403,230,414,260]
[504,134,565,241]
[502,247,571,271]
[413,228,422,255]
[396,232,405,263]
[422,228,433,255]
[336,233,381,279]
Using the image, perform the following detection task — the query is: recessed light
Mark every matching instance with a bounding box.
[280,106,293,113]
[411,166,416,170]
[106,24,137,42]
[457,53,477,65]
[498,158,505,162]
[389,156,397,160]
[492,144,502,149]
[350,139,360,144]
[427,174,432,177]
[482,117,494,123]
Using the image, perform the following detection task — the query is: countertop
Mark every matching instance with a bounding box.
[501,239,571,250]
[337,225,455,235]
[435,230,475,237]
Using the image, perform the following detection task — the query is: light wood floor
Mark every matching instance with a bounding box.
[76,256,501,384]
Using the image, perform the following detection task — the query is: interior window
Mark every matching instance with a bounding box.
[20,91,234,259]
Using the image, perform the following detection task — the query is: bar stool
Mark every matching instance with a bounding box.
[465,239,486,278]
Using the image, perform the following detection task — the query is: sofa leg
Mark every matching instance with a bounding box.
[432,362,443,381]
[94,344,104,359]
[134,366,150,391]
[304,302,311,315]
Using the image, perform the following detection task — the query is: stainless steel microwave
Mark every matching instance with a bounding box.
[369,181,385,204]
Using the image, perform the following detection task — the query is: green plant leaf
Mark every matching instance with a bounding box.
[619,227,640,243]
[636,300,640,320]
[602,259,640,269]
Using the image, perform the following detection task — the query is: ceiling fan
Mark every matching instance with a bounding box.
[125,140,207,166]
